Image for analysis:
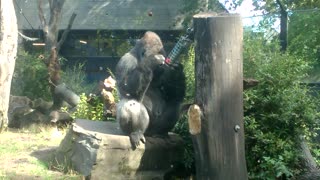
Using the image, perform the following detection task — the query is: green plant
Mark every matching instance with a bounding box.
[11,49,51,100]
[60,62,96,95]
[173,45,196,171]
[69,93,105,121]
[243,31,320,179]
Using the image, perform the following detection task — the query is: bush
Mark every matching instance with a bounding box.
[173,45,196,170]
[67,93,106,121]
[243,32,320,179]
[11,49,51,100]
[60,62,96,95]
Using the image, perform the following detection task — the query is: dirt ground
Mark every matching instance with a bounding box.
[0,127,82,180]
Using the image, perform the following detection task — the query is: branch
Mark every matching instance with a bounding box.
[57,13,77,51]
[37,0,47,32]
[243,78,259,90]
[48,0,55,13]
[18,31,39,41]
[276,0,286,13]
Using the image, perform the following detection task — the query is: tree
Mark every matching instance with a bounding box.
[250,0,320,51]
[0,0,18,132]
[37,0,76,110]
[179,0,227,27]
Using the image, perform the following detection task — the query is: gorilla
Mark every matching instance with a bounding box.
[115,31,186,148]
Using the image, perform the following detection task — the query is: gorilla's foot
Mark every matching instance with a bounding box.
[129,131,146,149]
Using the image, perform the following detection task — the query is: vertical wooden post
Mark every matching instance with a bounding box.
[191,13,247,179]
[0,0,18,132]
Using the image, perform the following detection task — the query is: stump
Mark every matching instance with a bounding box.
[54,119,184,179]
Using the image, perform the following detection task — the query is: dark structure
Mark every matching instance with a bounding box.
[14,0,185,82]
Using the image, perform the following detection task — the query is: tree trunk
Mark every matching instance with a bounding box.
[37,0,77,110]
[0,0,18,132]
[276,0,288,51]
[191,13,247,179]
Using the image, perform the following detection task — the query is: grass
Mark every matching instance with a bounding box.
[0,127,82,180]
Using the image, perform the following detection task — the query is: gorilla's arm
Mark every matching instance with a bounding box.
[152,63,186,102]
[124,67,153,101]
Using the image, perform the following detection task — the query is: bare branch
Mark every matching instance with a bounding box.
[18,31,39,41]
[57,13,77,51]
[37,0,47,30]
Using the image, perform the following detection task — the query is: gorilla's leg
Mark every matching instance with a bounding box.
[145,101,180,135]
[116,99,149,149]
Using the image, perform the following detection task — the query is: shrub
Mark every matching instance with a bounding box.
[243,32,320,179]
[68,93,106,121]
[11,49,51,100]
[173,45,196,170]
[60,62,96,95]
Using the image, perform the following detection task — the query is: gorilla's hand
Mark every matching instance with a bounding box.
[129,131,146,149]
[168,62,183,71]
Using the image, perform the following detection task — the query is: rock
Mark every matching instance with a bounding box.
[8,96,32,122]
[54,119,184,179]
[8,96,52,128]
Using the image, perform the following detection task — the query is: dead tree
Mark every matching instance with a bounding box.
[37,0,77,110]
[189,13,248,179]
[0,0,18,131]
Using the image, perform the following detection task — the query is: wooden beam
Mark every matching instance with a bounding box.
[191,12,247,179]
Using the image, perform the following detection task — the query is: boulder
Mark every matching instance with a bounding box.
[54,119,184,179]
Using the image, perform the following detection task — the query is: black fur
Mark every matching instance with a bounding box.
[115,31,186,149]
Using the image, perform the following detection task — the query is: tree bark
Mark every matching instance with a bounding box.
[276,0,288,51]
[191,13,247,179]
[0,0,18,132]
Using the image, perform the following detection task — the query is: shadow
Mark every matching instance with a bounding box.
[30,146,57,163]
[136,134,193,180]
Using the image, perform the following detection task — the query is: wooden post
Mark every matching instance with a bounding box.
[0,0,18,132]
[191,13,247,179]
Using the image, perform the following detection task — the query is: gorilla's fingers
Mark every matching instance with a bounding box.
[129,131,145,149]
[140,135,146,144]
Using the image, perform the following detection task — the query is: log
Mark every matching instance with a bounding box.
[53,119,184,179]
[192,13,248,179]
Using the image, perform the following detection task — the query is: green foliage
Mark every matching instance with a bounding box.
[11,49,51,100]
[182,45,195,104]
[179,0,226,27]
[60,62,96,95]
[69,93,105,121]
[243,31,320,179]
[251,0,320,12]
[173,45,196,170]
[288,11,320,65]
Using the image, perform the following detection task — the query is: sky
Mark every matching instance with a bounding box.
[234,0,262,26]
[219,0,264,27]
[219,0,281,32]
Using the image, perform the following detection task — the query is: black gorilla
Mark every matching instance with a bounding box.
[115,31,186,148]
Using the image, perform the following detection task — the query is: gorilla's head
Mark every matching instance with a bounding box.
[135,31,166,61]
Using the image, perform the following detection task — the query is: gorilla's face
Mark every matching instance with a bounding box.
[141,54,165,70]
